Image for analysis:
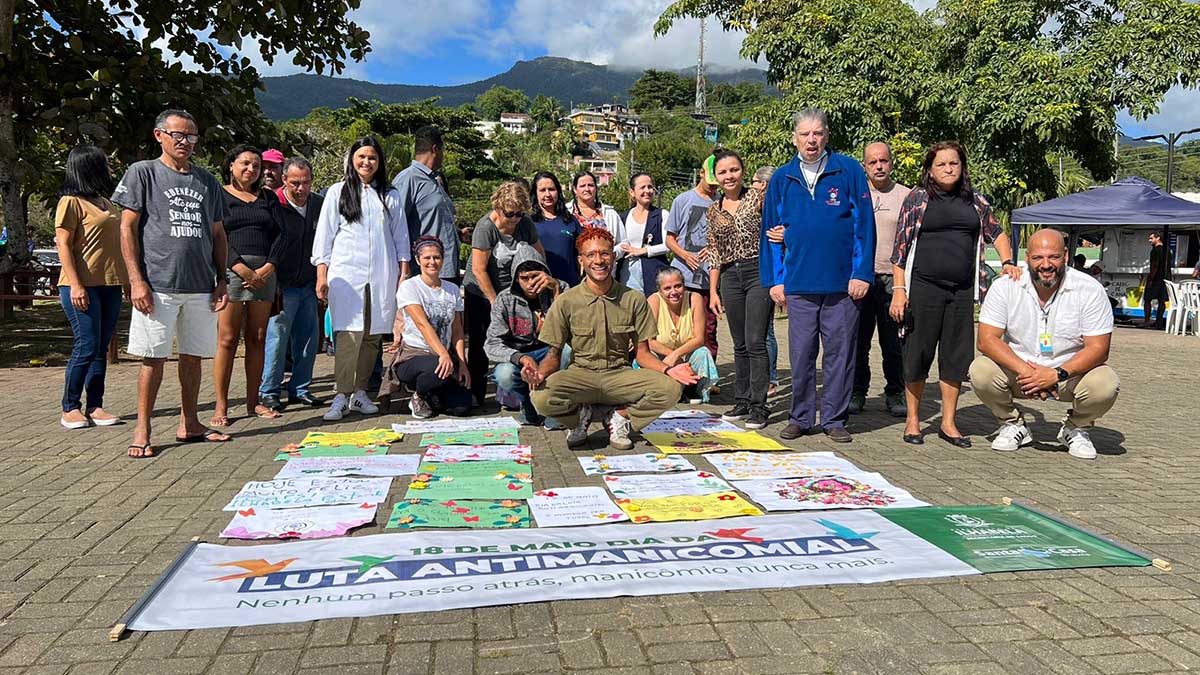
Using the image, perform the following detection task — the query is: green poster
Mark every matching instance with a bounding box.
[880,505,1151,573]
[404,460,534,500]
[418,429,520,447]
[386,498,530,529]
[274,444,390,461]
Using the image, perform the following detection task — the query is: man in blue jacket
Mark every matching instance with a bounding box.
[761,108,875,442]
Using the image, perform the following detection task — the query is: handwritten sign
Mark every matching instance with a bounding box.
[221,503,377,540]
[578,453,695,476]
[603,471,733,500]
[528,487,629,527]
[273,455,421,479]
[223,477,392,511]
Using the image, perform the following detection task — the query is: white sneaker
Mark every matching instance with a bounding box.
[1058,424,1097,460]
[323,393,349,421]
[991,422,1033,452]
[349,390,379,415]
[608,410,634,451]
[408,393,433,419]
[566,405,592,447]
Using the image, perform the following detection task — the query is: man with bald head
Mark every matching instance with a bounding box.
[850,142,910,416]
[970,229,1120,460]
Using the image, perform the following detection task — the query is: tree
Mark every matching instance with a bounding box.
[629,69,695,112]
[0,0,370,268]
[473,86,530,121]
[657,0,1200,211]
[529,94,564,132]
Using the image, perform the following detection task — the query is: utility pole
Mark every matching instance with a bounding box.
[694,17,707,115]
[1133,126,1200,193]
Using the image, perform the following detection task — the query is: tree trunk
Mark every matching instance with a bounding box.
[0,0,26,272]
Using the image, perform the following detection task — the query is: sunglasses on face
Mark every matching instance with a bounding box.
[502,209,523,219]
[157,129,199,145]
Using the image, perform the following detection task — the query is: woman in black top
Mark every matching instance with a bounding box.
[889,141,1020,447]
[212,145,288,425]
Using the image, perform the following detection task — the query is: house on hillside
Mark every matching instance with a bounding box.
[500,113,533,135]
[561,104,646,185]
[474,120,500,139]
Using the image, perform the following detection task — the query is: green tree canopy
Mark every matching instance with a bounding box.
[0,0,371,267]
[657,0,1200,211]
[629,69,695,112]
[529,94,565,132]
[473,86,531,121]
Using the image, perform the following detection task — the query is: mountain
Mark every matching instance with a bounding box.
[256,56,770,121]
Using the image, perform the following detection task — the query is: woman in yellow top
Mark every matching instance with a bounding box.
[53,146,128,429]
[646,267,720,403]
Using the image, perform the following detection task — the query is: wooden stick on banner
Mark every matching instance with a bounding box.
[108,538,203,641]
[1001,498,1172,572]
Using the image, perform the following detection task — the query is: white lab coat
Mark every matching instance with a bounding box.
[312,181,411,334]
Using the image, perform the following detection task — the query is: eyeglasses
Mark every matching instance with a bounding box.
[501,209,523,219]
[156,129,199,145]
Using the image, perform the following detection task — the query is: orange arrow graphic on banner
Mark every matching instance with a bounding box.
[209,558,298,582]
[704,528,763,543]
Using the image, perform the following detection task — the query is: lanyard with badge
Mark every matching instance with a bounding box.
[1035,287,1061,358]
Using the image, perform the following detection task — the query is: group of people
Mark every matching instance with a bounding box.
[52,106,1120,460]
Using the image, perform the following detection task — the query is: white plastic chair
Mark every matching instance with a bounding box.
[1164,281,1181,334]
[1180,281,1200,336]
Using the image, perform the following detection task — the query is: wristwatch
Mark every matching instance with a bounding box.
[1001,259,1016,267]
[1055,367,1070,382]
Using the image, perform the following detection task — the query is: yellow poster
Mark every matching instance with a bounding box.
[616,492,764,523]
[643,431,788,453]
[300,429,402,447]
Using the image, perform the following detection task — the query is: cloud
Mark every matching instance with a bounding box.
[499,0,757,71]
[1119,87,1200,137]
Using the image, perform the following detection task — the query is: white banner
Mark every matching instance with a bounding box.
[223,478,393,511]
[128,513,976,631]
[274,456,421,479]
[733,473,928,511]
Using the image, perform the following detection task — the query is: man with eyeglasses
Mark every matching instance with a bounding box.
[530,227,700,450]
[113,108,232,458]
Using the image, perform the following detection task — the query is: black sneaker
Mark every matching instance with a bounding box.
[848,392,866,415]
[288,393,325,407]
[744,407,769,429]
[722,402,751,421]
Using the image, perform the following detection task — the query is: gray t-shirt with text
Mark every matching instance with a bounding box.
[112,159,228,294]
[665,189,713,289]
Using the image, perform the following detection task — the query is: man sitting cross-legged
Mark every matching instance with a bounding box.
[484,248,570,429]
[969,229,1120,460]
[530,227,700,450]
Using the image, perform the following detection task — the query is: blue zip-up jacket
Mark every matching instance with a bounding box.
[759,152,876,294]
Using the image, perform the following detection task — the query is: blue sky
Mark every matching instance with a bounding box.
[222,0,1193,138]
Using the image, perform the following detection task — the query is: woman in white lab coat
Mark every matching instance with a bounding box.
[313,136,411,421]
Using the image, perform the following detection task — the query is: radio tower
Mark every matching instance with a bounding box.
[695,17,707,115]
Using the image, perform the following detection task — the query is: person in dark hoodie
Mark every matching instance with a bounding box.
[485,248,570,428]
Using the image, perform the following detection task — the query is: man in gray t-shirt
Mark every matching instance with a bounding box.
[665,166,719,356]
[113,108,233,457]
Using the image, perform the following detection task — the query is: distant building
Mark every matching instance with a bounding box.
[500,113,533,135]
[474,120,501,140]
[563,104,646,151]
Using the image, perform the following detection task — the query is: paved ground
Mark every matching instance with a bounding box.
[0,317,1198,675]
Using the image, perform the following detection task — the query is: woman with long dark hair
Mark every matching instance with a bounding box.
[889,141,1021,446]
[211,145,287,425]
[54,145,127,429]
[530,171,582,286]
[566,170,621,231]
[615,172,670,296]
[707,150,772,429]
[313,136,412,421]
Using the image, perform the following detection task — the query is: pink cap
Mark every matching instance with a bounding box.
[262,148,285,164]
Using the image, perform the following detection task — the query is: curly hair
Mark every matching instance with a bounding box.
[490,180,532,215]
[575,225,615,252]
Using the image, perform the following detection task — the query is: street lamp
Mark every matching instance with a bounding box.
[1133,127,1200,193]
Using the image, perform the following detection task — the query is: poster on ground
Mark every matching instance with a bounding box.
[274,455,421,479]
[880,505,1152,573]
[644,431,787,453]
[125,512,979,631]
[386,499,529,529]
[643,414,741,434]
[274,444,389,461]
[603,471,732,500]
[392,417,520,434]
[528,487,629,527]
[616,492,764,523]
[421,444,533,463]
[403,460,533,500]
[578,453,695,476]
[733,473,928,511]
[300,429,401,446]
[704,451,865,481]
[419,429,520,447]
[221,504,378,540]
[223,477,393,511]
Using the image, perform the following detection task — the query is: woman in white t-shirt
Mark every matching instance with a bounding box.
[389,236,472,418]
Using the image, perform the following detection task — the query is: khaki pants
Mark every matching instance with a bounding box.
[968,356,1119,428]
[531,366,682,431]
[334,285,382,394]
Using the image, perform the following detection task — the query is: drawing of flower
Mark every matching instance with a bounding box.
[407,498,424,504]
[414,473,433,482]
[409,481,428,490]
[504,515,522,524]
[593,454,606,460]
[398,515,415,525]
[717,494,736,501]
[439,500,457,507]
[634,515,650,523]
[499,499,521,507]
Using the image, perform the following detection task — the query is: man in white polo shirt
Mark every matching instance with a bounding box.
[969,229,1120,459]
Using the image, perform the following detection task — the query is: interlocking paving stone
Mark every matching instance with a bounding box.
[0,322,1197,673]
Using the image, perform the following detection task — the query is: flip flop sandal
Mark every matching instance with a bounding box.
[254,406,282,419]
[209,415,230,427]
[127,443,155,458]
[175,429,232,443]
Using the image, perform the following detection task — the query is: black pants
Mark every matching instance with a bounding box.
[464,291,491,403]
[718,258,773,408]
[394,354,473,415]
[902,277,974,383]
[854,274,904,396]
